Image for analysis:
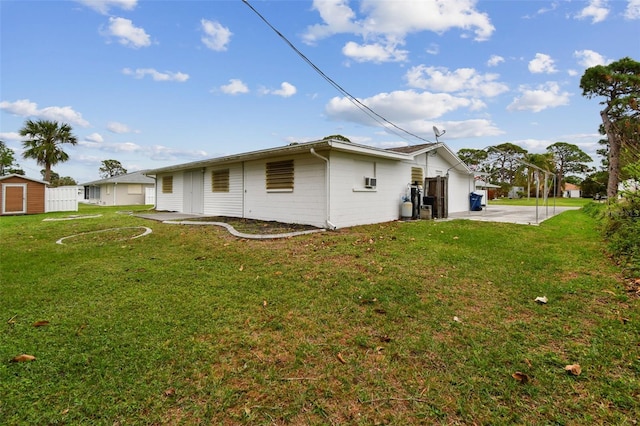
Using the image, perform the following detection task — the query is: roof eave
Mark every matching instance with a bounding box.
[144,139,411,175]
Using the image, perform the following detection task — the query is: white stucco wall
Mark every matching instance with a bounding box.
[155,172,184,212]
[96,183,153,206]
[421,150,472,214]
[243,154,327,227]
[203,163,244,217]
[327,151,409,228]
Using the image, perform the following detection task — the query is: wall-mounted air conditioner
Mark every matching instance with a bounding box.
[364,177,377,188]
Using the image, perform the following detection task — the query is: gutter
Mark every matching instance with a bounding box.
[310,148,337,230]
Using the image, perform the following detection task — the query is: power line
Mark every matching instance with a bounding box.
[241,0,433,144]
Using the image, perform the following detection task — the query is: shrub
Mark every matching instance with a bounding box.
[600,162,640,276]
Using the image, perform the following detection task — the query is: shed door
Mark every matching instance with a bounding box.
[2,184,27,214]
[183,170,204,214]
[424,176,448,218]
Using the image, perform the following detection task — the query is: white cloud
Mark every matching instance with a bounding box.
[201,19,232,51]
[574,49,609,68]
[76,0,137,14]
[575,0,610,23]
[265,82,297,98]
[324,90,503,138]
[303,0,360,43]
[122,68,189,82]
[107,121,133,133]
[437,119,504,139]
[528,53,558,74]
[507,82,571,112]
[0,99,90,127]
[220,79,249,95]
[0,132,22,142]
[487,55,504,67]
[85,133,104,143]
[405,65,508,98]
[426,43,439,55]
[103,17,151,48]
[79,138,209,162]
[325,90,474,128]
[342,41,408,63]
[304,0,495,63]
[625,0,640,19]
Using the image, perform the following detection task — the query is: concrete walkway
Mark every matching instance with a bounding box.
[446,204,580,225]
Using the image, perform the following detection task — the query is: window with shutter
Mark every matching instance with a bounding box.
[266,160,294,191]
[162,176,173,193]
[411,167,423,185]
[212,169,230,192]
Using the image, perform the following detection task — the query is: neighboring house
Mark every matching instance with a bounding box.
[508,186,525,199]
[82,171,155,206]
[619,179,639,194]
[145,139,474,229]
[0,174,47,215]
[563,183,581,198]
[474,179,501,205]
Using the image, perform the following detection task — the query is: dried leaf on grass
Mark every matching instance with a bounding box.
[565,364,582,376]
[163,388,176,397]
[534,296,548,304]
[11,354,36,362]
[7,315,17,325]
[512,372,529,384]
[32,320,50,327]
[337,353,347,364]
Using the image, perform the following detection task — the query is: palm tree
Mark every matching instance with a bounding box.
[19,119,78,182]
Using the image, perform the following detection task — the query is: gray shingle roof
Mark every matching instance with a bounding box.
[82,170,154,186]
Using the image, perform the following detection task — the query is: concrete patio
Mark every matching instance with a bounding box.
[446,204,580,225]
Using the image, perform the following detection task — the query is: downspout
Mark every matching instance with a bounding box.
[113,182,117,206]
[310,148,336,230]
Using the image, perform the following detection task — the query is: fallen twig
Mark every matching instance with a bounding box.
[281,377,319,381]
[359,397,431,404]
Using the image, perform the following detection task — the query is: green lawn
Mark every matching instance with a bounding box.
[1,204,638,425]
[489,196,592,207]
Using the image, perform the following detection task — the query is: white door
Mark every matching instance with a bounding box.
[183,170,204,214]
[2,183,27,214]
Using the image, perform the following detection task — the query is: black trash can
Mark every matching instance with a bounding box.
[423,195,436,218]
[470,193,483,211]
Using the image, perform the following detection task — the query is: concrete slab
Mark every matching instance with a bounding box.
[445,204,580,225]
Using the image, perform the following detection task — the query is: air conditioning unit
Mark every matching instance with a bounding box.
[364,177,377,188]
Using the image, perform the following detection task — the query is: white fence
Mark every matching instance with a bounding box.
[145,187,156,206]
[45,186,79,212]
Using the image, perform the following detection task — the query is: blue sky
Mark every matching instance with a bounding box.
[1,0,639,183]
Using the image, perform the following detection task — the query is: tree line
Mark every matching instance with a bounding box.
[458,141,593,198]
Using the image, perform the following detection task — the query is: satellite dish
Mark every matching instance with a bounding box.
[433,126,446,142]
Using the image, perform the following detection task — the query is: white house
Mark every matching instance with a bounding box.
[81,171,155,206]
[562,183,581,198]
[144,139,474,229]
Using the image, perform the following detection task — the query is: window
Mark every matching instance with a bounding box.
[266,160,294,191]
[128,184,142,195]
[411,167,423,185]
[162,176,173,193]
[212,169,230,192]
[84,186,100,200]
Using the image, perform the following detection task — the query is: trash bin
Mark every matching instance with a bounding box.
[423,195,435,218]
[470,192,483,211]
